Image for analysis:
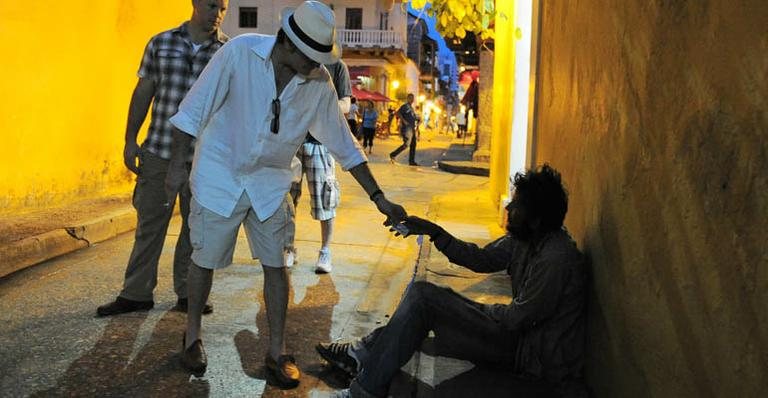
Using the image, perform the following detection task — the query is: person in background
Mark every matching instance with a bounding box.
[97,0,228,318]
[388,93,419,166]
[360,100,378,154]
[285,60,352,273]
[347,97,360,140]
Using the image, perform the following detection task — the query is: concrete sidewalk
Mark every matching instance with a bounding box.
[0,131,518,397]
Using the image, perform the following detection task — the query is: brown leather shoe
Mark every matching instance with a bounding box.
[181,336,207,377]
[265,354,300,388]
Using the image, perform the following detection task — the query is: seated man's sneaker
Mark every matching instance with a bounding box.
[315,342,360,376]
[315,249,332,274]
[96,296,153,317]
[285,248,297,268]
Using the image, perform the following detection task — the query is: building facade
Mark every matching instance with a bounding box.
[221,0,420,102]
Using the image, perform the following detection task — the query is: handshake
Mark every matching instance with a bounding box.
[388,216,443,238]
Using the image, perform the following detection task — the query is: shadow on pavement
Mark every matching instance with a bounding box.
[235,275,342,397]
[32,311,210,397]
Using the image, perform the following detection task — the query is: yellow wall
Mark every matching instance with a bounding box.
[488,1,515,205]
[536,1,768,395]
[0,1,191,214]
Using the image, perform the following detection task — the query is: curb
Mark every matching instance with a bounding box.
[437,160,490,176]
[0,208,136,279]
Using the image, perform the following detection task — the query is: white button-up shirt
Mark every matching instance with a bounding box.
[170,34,367,220]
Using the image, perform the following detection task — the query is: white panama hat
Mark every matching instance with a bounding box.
[281,1,340,65]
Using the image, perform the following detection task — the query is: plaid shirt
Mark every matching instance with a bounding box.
[137,22,228,161]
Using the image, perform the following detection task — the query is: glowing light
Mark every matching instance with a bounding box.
[418,94,426,103]
[391,80,400,89]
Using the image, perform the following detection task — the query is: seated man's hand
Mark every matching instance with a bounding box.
[373,196,407,226]
[392,216,442,238]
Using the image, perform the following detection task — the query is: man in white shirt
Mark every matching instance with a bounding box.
[164,1,406,388]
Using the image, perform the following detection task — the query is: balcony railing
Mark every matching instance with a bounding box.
[338,29,404,50]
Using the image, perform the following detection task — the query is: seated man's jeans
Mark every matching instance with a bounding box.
[353,281,519,397]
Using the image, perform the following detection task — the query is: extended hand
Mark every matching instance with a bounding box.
[123,142,141,174]
[394,216,442,237]
[374,196,407,227]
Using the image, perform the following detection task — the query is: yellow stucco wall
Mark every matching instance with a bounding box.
[488,1,515,206]
[535,1,767,395]
[0,1,191,215]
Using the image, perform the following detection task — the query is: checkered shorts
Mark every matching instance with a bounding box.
[290,142,340,221]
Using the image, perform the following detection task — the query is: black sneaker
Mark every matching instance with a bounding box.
[96,296,154,317]
[172,298,213,315]
[315,342,359,377]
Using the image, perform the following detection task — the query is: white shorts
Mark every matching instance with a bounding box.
[189,192,295,269]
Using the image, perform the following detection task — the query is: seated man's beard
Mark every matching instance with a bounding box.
[507,222,534,241]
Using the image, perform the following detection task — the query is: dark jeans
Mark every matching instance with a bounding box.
[389,127,417,164]
[119,151,192,302]
[354,281,519,397]
[362,127,375,148]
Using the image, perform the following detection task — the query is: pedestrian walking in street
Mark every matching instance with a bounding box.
[389,93,419,166]
[347,97,360,140]
[317,165,588,398]
[96,0,228,318]
[360,100,378,154]
[456,109,467,138]
[164,1,407,387]
[285,60,353,273]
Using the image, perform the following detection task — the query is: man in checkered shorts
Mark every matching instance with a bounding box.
[287,60,352,273]
[97,0,229,317]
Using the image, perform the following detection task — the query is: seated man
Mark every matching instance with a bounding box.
[317,164,587,398]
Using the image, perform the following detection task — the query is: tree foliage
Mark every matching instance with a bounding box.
[409,0,495,41]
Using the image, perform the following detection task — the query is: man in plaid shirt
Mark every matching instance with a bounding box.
[97,0,229,317]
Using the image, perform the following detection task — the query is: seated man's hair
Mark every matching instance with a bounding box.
[513,164,568,232]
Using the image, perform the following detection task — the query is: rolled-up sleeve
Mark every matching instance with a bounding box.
[170,41,234,137]
[310,79,366,170]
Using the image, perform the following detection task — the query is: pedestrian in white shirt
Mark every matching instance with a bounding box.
[164,1,407,388]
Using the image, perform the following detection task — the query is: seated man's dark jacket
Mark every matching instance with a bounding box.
[431,228,586,382]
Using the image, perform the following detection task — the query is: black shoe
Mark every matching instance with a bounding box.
[172,298,213,315]
[316,342,359,377]
[96,297,154,317]
[408,161,419,166]
[181,335,207,377]
[388,155,396,164]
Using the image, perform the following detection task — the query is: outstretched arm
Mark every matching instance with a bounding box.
[348,162,407,226]
[399,216,511,273]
